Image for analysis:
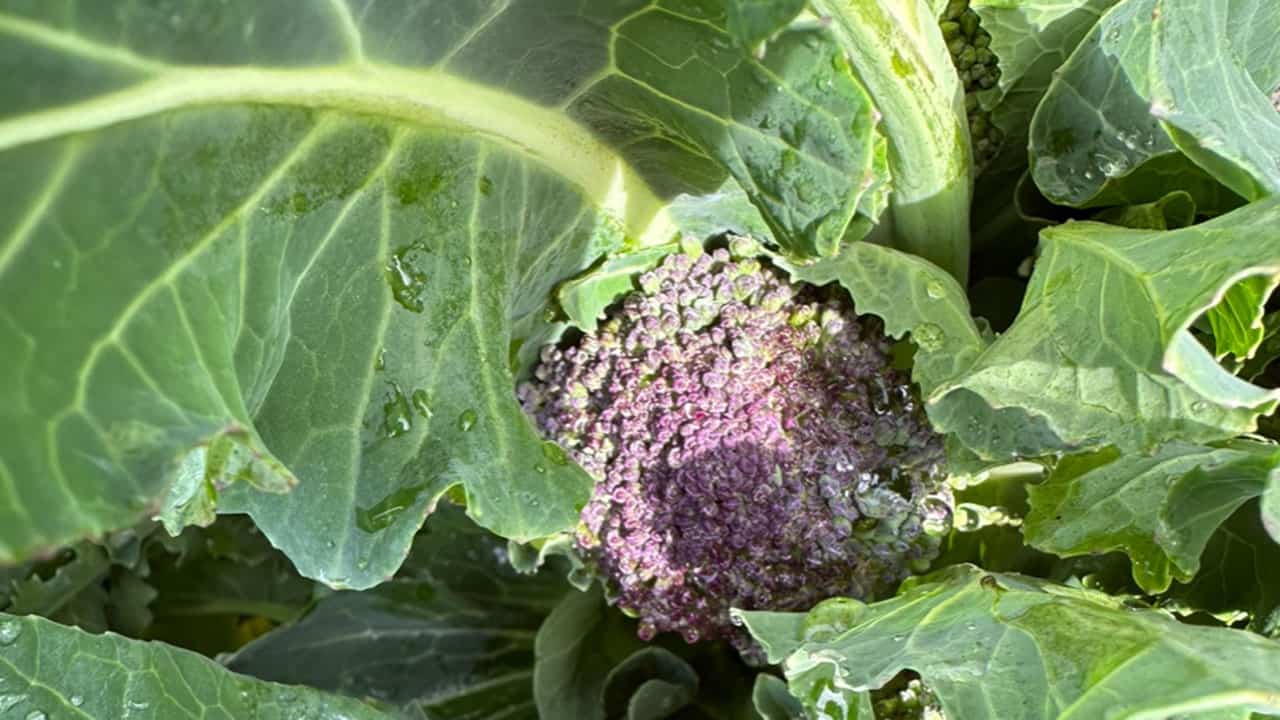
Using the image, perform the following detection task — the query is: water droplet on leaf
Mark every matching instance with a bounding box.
[411,389,434,419]
[926,280,946,299]
[0,620,20,645]
[541,441,569,465]
[458,409,478,432]
[381,384,414,439]
[913,323,945,351]
[385,241,430,313]
[355,483,428,533]
[803,597,866,642]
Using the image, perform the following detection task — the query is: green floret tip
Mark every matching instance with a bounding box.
[941,0,1004,174]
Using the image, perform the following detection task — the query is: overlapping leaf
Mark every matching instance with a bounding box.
[1030,0,1280,209]
[0,612,394,720]
[736,566,1280,720]
[812,0,973,282]
[971,0,1120,179]
[0,0,887,586]
[1025,441,1280,593]
[929,199,1280,460]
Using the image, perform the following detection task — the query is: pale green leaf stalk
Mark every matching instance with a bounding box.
[812,0,975,284]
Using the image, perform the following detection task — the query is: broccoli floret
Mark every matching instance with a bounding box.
[518,245,950,652]
[940,0,1004,174]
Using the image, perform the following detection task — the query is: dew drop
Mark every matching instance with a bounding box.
[534,464,546,474]
[411,389,434,419]
[541,441,569,466]
[1191,400,1208,412]
[25,710,46,720]
[925,280,946,299]
[912,323,945,351]
[458,409,478,432]
[385,241,430,313]
[0,620,20,645]
[381,384,414,439]
[0,695,25,714]
[355,483,428,533]
[71,695,84,707]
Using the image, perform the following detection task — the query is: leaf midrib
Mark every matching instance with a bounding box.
[0,63,676,246]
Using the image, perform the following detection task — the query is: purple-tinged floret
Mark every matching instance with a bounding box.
[518,245,950,652]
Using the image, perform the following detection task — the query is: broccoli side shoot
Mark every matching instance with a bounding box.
[519,246,950,651]
[941,0,1004,174]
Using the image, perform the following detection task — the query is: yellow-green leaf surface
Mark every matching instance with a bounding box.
[0,612,394,720]
[0,1,885,586]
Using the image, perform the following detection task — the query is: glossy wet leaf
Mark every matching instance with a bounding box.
[0,612,394,720]
[971,0,1120,178]
[1030,0,1280,208]
[0,0,888,585]
[736,565,1280,720]
[1025,441,1280,593]
[930,198,1280,460]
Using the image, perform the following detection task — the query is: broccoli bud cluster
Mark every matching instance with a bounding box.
[940,0,1004,173]
[518,245,950,650]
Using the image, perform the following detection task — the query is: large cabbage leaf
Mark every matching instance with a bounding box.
[1030,0,1280,209]
[736,565,1280,720]
[929,198,1280,460]
[0,0,885,587]
[1025,441,1280,593]
[0,611,395,719]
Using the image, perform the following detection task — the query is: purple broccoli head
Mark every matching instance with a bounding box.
[518,245,950,651]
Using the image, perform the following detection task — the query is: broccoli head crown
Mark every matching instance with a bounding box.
[519,246,950,649]
[941,0,1004,173]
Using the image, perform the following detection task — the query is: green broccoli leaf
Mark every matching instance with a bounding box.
[779,242,988,398]
[1163,500,1280,635]
[0,612,395,720]
[223,505,562,718]
[1206,276,1279,364]
[753,674,808,720]
[735,565,1280,720]
[0,0,889,586]
[1241,313,1280,383]
[1025,441,1280,593]
[930,198,1280,461]
[812,0,974,284]
[534,586,656,720]
[970,0,1120,179]
[1030,0,1280,209]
